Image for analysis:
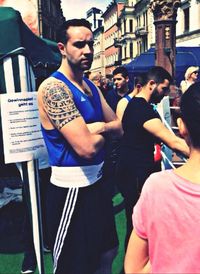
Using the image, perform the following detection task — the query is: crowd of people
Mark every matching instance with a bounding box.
[21,18,200,274]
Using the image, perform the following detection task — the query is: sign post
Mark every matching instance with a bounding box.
[0,92,46,164]
[0,91,46,274]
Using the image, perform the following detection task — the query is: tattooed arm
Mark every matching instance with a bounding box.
[38,78,105,159]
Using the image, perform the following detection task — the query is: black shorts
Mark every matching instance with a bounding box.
[45,178,118,274]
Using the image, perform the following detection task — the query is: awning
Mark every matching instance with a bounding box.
[126,47,200,85]
[0,7,61,77]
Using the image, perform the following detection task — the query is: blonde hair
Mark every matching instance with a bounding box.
[184,66,199,80]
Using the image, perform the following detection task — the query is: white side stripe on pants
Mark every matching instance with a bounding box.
[53,187,79,273]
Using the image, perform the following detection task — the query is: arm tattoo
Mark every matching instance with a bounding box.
[42,80,81,130]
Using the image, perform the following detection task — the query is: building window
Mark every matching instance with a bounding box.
[139,42,142,55]
[124,46,127,59]
[137,41,140,55]
[119,47,122,60]
[98,19,102,28]
[137,15,141,27]
[130,42,133,58]
[143,10,148,27]
[129,19,133,33]
[142,37,147,53]
[124,19,126,33]
[183,7,190,32]
[143,12,145,27]
[137,41,142,55]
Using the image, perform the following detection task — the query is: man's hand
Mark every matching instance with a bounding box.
[87,122,106,134]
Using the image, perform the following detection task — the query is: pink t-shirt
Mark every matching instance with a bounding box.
[133,169,200,273]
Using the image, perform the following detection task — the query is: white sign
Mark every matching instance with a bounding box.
[0,92,46,164]
[157,96,173,169]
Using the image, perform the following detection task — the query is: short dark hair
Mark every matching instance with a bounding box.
[134,73,146,87]
[113,66,129,78]
[180,82,200,148]
[57,19,92,44]
[144,66,173,85]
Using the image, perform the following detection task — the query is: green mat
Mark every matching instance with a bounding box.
[0,193,126,274]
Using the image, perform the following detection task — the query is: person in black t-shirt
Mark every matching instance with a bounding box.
[116,66,190,249]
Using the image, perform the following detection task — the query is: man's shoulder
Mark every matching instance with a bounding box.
[127,97,148,109]
[136,97,149,103]
[38,76,71,96]
[38,76,62,90]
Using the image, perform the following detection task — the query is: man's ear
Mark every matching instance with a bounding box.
[148,80,156,92]
[136,84,142,92]
[177,117,188,138]
[57,42,66,56]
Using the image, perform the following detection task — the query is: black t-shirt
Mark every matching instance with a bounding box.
[120,97,160,168]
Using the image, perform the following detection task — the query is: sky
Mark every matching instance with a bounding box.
[61,0,111,19]
[0,0,39,35]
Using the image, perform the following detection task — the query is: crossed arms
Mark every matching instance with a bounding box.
[38,78,123,159]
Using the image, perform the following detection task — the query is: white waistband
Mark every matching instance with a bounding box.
[50,162,104,188]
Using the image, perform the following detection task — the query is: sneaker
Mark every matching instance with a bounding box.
[21,251,37,274]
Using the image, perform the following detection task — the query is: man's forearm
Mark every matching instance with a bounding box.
[78,133,105,160]
[170,136,189,157]
[104,120,123,138]
[93,133,105,151]
[87,120,123,138]
[87,122,106,134]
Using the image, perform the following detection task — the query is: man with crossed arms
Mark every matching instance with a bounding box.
[37,19,123,274]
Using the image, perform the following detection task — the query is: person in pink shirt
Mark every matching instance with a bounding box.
[124,81,200,274]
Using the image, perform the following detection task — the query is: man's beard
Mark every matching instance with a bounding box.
[150,86,164,104]
[68,56,93,71]
[116,85,128,95]
[80,57,93,71]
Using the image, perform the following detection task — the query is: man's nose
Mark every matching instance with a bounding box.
[83,44,93,54]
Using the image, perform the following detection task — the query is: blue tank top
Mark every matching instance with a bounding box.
[124,94,132,102]
[41,71,104,167]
